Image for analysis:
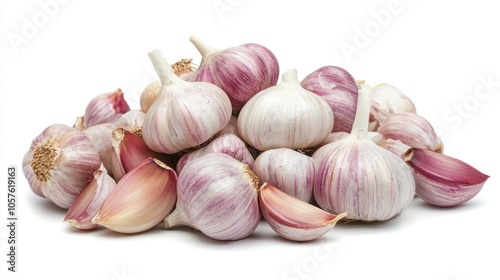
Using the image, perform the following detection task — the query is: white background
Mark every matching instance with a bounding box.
[1,1,499,280]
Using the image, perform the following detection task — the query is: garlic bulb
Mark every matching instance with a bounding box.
[92,157,177,233]
[408,148,489,207]
[301,66,359,133]
[83,123,117,177]
[312,84,415,221]
[176,133,254,174]
[22,124,101,209]
[370,83,416,128]
[142,49,232,154]
[187,36,280,112]
[259,183,346,241]
[253,148,313,202]
[378,112,444,153]
[238,69,334,151]
[64,164,116,229]
[83,88,131,128]
[164,153,260,241]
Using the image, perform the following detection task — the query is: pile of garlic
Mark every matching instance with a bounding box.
[22,36,489,242]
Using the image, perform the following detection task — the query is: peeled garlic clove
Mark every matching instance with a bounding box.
[111,128,178,181]
[408,148,489,207]
[378,112,443,153]
[370,83,417,128]
[22,124,101,209]
[176,133,253,174]
[83,88,131,128]
[259,183,346,241]
[253,148,313,202]
[113,110,146,137]
[143,49,232,154]
[300,66,358,133]
[164,153,260,241]
[64,164,116,229]
[188,35,280,112]
[238,69,334,151]
[92,157,177,233]
[83,123,117,177]
[313,84,415,222]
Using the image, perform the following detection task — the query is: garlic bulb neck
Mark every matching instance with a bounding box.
[148,49,183,86]
[281,69,299,85]
[189,36,220,60]
[350,83,371,138]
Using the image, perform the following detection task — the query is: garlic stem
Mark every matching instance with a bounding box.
[148,49,181,86]
[189,36,220,58]
[281,69,299,85]
[350,83,371,138]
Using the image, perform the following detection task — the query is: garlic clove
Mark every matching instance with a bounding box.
[300,65,359,133]
[378,112,444,153]
[83,88,131,128]
[378,138,413,162]
[238,69,334,151]
[142,49,232,154]
[253,148,314,202]
[408,148,489,207]
[64,164,116,229]
[176,133,254,174]
[259,183,347,242]
[92,157,177,234]
[188,35,280,112]
[370,83,417,129]
[219,115,240,138]
[73,116,85,130]
[111,128,178,181]
[164,153,260,241]
[22,124,101,209]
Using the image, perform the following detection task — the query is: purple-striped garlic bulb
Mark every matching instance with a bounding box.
[408,148,489,207]
[164,153,260,241]
[22,124,101,209]
[142,49,232,154]
[301,66,359,133]
[313,84,415,221]
[238,69,334,151]
[186,36,280,112]
[253,148,314,202]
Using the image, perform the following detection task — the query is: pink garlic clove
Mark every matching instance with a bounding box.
[408,148,489,207]
[259,183,346,242]
[113,109,146,137]
[83,123,117,177]
[378,112,444,153]
[64,164,116,230]
[92,157,177,234]
[370,83,417,128]
[83,88,131,128]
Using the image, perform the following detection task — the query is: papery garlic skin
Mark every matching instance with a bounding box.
[84,123,117,177]
[164,153,260,241]
[313,85,415,221]
[378,112,443,153]
[64,164,116,229]
[22,124,101,209]
[143,49,232,154]
[301,66,358,133]
[83,88,130,128]
[188,36,280,112]
[254,148,313,202]
[113,110,146,137]
[92,157,177,234]
[176,133,253,174]
[408,148,489,207]
[140,80,162,113]
[259,183,346,242]
[238,69,334,151]
[370,83,417,128]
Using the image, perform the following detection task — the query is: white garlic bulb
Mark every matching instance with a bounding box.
[237,69,334,151]
[313,84,415,221]
[142,49,232,154]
